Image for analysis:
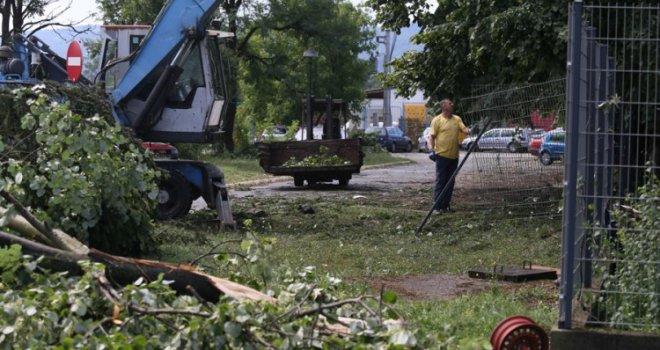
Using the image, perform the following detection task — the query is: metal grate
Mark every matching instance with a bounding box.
[560,1,660,332]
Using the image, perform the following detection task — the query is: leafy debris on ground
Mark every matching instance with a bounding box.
[281,146,352,167]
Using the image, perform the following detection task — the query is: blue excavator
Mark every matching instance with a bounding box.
[0,0,235,226]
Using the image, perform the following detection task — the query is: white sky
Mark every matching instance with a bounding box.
[49,0,437,25]
[44,0,100,24]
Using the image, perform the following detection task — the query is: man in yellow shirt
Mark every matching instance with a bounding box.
[428,98,470,212]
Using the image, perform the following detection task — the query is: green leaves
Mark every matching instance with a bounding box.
[0,252,433,349]
[382,290,398,304]
[235,0,373,146]
[281,145,353,168]
[0,244,22,283]
[369,0,569,100]
[588,175,660,330]
[0,85,159,255]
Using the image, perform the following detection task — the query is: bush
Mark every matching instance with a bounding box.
[588,174,660,330]
[608,175,659,329]
[0,85,159,256]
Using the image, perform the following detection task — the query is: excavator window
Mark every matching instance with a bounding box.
[166,44,205,108]
[208,37,227,101]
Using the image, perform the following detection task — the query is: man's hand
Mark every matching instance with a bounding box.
[429,151,437,162]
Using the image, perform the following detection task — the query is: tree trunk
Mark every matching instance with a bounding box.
[2,1,11,44]
[11,0,20,35]
[0,231,274,304]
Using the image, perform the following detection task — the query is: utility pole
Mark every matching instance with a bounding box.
[303,49,318,140]
[377,31,394,126]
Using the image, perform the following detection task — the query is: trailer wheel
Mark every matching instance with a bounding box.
[156,170,193,220]
[294,176,304,187]
[338,177,349,186]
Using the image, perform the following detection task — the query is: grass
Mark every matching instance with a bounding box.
[150,186,562,347]
[400,285,558,348]
[196,150,404,184]
[203,157,271,184]
[363,150,411,166]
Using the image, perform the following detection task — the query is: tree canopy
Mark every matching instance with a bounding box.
[367,0,569,100]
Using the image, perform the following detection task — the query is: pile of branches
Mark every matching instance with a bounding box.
[0,203,430,348]
[0,84,159,256]
[281,146,352,168]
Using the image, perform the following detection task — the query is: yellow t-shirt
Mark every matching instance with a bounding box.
[429,114,466,159]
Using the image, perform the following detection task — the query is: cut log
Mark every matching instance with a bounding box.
[88,249,274,303]
[0,204,89,255]
[0,231,273,303]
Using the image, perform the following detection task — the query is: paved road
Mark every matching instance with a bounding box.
[192,150,562,209]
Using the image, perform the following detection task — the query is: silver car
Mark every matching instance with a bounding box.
[417,127,431,152]
[461,127,530,152]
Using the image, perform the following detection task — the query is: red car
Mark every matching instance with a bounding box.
[529,136,544,156]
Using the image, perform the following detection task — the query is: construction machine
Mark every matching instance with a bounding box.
[0,0,235,226]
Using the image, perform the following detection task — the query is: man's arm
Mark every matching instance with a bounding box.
[428,133,435,151]
[459,120,470,134]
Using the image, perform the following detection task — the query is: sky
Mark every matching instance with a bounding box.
[49,0,438,25]
[45,0,100,25]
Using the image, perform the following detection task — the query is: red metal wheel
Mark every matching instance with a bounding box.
[491,315,548,350]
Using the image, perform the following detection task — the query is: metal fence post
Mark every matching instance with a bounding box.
[559,0,583,330]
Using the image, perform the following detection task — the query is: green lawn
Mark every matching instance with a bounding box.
[363,150,411,166]
[198,150,405,184]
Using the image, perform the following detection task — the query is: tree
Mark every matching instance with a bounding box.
[235,0,373,146]
[96,0,163,24]
[1,0,92,44]
[367,0,569,100]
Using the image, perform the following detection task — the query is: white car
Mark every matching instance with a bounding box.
[417,127,431,152]
[461,127,531,153]
[258,125,288,142]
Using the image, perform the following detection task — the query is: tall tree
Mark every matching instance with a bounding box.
[236,0,373,139]
[367,0,569,100]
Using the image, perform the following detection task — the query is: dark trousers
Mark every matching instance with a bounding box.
[434,155,458,210]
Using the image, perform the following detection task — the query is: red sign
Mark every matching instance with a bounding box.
[66,40,83,82]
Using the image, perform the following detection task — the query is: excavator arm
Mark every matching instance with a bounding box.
[111,0,221,106]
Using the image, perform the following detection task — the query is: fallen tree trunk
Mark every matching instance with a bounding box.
[0,231,274,303]
[0,202,89,255]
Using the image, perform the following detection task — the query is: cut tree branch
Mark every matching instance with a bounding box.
[0,191,88,254]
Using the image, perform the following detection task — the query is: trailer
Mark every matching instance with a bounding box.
[257,138,363,186]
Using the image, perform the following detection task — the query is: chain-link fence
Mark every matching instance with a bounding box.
[454,79,566,217]
[560,1,660,332]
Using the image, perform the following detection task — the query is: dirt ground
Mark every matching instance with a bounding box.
[216,152,563,300]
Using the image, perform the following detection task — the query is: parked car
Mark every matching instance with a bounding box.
[417,127,431,152]
[539,130,565,165]
[461,127,530,152]
[528,130,546,156]
[365,126,413,152]
[258,125,288,142]
[294,126,347,141]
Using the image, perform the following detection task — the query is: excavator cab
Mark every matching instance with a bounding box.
[97,16,236,225]
[99,26,232,143]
